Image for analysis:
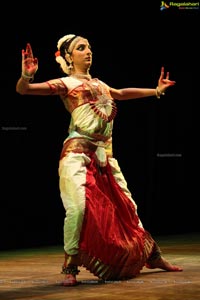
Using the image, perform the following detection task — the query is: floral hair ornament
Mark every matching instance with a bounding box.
[55,50,61,57]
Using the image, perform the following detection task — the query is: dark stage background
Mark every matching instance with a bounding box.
[0,3,198,250]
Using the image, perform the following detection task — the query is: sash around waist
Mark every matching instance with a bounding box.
[60,137,112,166]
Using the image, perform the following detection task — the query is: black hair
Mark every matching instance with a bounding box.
[60,35,77,58]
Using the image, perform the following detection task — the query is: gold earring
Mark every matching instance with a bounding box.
[65,53,73,70]
[69,62,73,70]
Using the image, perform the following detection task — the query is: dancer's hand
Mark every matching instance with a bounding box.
[21,43,38,80]
[157,66,176,94]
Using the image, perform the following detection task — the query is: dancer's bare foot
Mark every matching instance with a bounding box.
[145,257,183,272]
[61,264,80,286]
[62,274,78,286]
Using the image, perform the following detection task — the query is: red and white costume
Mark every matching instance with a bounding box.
[56,76,160,280]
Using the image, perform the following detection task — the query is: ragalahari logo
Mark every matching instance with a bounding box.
[160,1,199,10]
[160,1,170,10]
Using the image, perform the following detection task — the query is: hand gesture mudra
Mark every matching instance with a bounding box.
[156,66,176,98]
[21,43,38,80]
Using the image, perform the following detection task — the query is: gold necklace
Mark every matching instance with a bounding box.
[70,74,92,80]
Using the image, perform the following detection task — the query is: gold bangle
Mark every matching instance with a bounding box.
[156,86,165,99]
[21,73,34,82]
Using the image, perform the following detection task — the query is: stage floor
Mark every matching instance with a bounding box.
[0,233,199,300]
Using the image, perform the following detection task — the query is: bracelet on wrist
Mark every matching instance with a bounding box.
[21,73,34,82]
[156,86,165,99]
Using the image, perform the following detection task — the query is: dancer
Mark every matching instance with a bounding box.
[16,34,183,286]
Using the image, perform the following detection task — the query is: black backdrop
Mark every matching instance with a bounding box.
[0,3,197,250]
